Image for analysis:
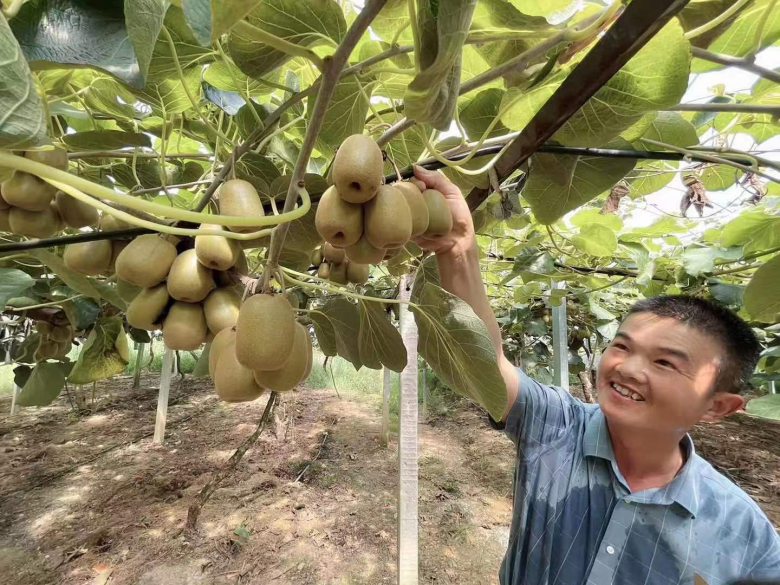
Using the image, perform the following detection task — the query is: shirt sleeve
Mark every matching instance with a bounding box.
[745,516,780,580]
[503,368,581,457]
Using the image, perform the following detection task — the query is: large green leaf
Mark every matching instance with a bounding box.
[82,75,140,119]
[16,362,67,407]
[357,300,407,372]
[720,209,780,255]
[0,13,46,148]
[745,394,780,420]
[370,0,411,42]
[569,208,623,232]
[310,299,363,369]
[712,81,780,144]
[181,0,263,45]
[130,67,202,116]
[234,152,281,195]
[522,153,636,224]
[620,242,656,286]
[68,317,130,384]
[227,0,346,79]
[0,268,36,312]
[627,160,679,198]
[11,0,150,88]
[411,280,507,421]
[358,40,416,100]
[700,164,738,191]
[509,0,579,19]
[681,245,743,277]
[125,0,167,82]
[571,223,618,257]
[27,250,102,301]
[383,112,426,169]
[203,60,279,96]
[744,253,780,323]
[312,77,371,151]
[619,216,689,242]
[640,111,699,149]
[458,88,508,140]
[147,6,214,82]
[63,131,152,151]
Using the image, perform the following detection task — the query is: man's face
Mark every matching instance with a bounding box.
[596,313,725,436]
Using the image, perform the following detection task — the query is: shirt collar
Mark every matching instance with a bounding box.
[583,409,701,518]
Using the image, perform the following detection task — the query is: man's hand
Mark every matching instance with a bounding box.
[410,165,475,257]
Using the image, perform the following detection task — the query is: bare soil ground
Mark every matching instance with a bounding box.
[0,375,777,585]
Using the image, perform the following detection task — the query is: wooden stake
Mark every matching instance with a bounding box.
[133,343,145,389]
[154,348,174,445]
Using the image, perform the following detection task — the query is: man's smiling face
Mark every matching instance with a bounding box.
[596,312,726,435]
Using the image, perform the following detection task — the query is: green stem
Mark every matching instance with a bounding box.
[684,0,751,40]
[7,294,85,311]
[749,0,777,59]
[282,268,413,306]
[407,0,421,73]
[709,263,761,276]
[565,0,621,41]
[233,20,324,70]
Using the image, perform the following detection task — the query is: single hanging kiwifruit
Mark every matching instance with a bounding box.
[209,327,236,379]
[55,190,99,228]
[393,182,429,236]
[345,234,385,265]
[25,147,69,171]
[162,302,208,350]
[1,171,56,211]
[422,189,453,238]
[8,204,60,238]
[364,184,412,249]
[115,234,178,288]
[195,223,240,270]
[329,261,348,285]
[127,284,170,331]
[215,338,265,402]
[314,186,362,247]
[346,262,370,284]
[217,179,265,233]
[63,240,113,275]
[332,134,384,204]
[203,288,241,334]
[310,247,323,267]
[322,242,346,263]
[317,262,331,279]
[167,249,216,303]
[253,323,311,392]
[235,293,296,371]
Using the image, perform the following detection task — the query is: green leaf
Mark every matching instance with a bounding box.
[91,280,128,312]
[628,160,678,198]
[82,75,140,119]
[234,152,281,195]
[310,299,362,369]
[681,245,743,277]
[311,312,337,358]
[458,88,508,140]
[68,317,130,385]
[411,281,507,421]
[640,112,699,149]
[147,6,214,82]
[0,268,35,312]
[509,0,579,19]
[571,223,618,257]
[63,131,152,151]
[708,282,745,306]
[357,300,407,372]
[569,208,622,232]
[282,205,323,253]
[371,0,411,42]
[227,0,346,79]
[619,242,656,286]
[11,0,148,88]
[130,67,202,116]
[720,209,780,255]
[125,0,167,82]
[383,112,426,169]
[522,153,636,224]
[312,77,370,151]
[744,253,780,323]
[192,343,210,377]
[0,13,46,148]
[181,0,263,45]
[203,61,279,97]
[700,164,738,191]
[27,250,101,301]
[619,216,689,242]
[745,394,780,420]
[16,362,66,407]
[358,40,415,100]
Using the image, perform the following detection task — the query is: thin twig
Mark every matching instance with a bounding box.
[691,47,780,85]
[294,431,329,483]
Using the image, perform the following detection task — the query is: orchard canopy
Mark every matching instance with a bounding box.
[0,0,779,419]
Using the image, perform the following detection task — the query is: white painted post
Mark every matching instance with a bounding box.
[421,360,428,423]
[552,283,569,391]
[153,348,175,444]
[133,343,145,389]
[398,275,418,585]
[770,381,777,395]
[381,367,391,448]
[5,349,20,415]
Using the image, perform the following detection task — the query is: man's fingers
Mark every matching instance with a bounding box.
[413,165,461,199]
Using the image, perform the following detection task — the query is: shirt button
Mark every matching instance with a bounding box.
[606,545,615,555]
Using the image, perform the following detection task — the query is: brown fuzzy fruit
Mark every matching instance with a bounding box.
[345,234,385,265]
[253,323,311,392]
[235,294,296,371]
[1,171,56,211]
[422,189,452,238]
[215,338,265,402]
[346,262,370,284]
[209,327,236,379]
[63,240,113,275]
[8,204,60,238]
[317,262,331,279]
[127,284,170,331]
[0,189,10,210]
[203,288,241,334]
[394,182,429,236]
[25,147,69,171]
[310,247,322,266]
[364,184,412,249]
[115,234,177,287]
[55,190,99,228]
[315,186,362,247]
[332,134,383,204]
[99,214,128,231]
[162,302,208,350]
[218,179,265,233]
[167,249,216,303]
[195,223,240,270]
[322,242,346,263]
[329,261,348,285]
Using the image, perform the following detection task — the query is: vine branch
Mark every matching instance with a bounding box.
[691,47,780,85]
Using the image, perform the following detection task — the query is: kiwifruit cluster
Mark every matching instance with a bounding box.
[310,242,370,285]
[208,294,313,403]
[314,134,452,275]
[32,320,73,362]
[0,148,99,238]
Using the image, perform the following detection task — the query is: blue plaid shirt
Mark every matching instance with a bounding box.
[501,370,780,585]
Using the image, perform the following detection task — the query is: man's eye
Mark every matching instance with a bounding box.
[612,342,627,350]
[656,359,674,369]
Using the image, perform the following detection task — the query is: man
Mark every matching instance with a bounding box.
[411,165,780,585]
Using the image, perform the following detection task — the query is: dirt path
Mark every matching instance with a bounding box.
[0,376,515,585]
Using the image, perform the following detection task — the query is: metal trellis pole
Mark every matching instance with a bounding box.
[552,282,569,391]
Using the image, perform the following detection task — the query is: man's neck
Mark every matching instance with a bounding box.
[606,421,686,493]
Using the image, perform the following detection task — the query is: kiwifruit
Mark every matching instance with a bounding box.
[345,234,385,265]
[323,242,346,263]
[162,302,208,350]
[217,179,265,233]
[8,204,60,238]
[364,184,412,249]
[329,261,348,285]
[55,190,98,228]
[315,186,363,247]
[117,278,141,303]
[36,321,54,336]
[410,177,427,192]
[394,182,429,236]
[1,171,56,211]
[235,294,296,371]
[48,324,73,343]
[310,247,322,267]
[346,262,370,284]
[214,249,248,287]
[384,247,402,260]
[99,214,128,231]
[332,134,383,204]
[115,234,177,288]
[54,340,72,359]
[25,147,69,171]
[209,327,236,379]
[203,288,241,334]
[167,249,215,303]
[422,189,452,238]
[302,332,314,379]
[253,323,311,392]
[317,262,331,279]
[63,240,113,275]
[195,223,240,270]
[215,338,265,403]
[109,240,129,274]
[0,189,10,210]
[115,326,130,361]
[34,339,59,361]
[127,284,170,330]
[0,208,10,232]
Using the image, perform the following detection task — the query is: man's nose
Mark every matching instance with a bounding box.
[614,353,648,385]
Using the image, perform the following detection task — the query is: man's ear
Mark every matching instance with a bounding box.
[700,392,744,422]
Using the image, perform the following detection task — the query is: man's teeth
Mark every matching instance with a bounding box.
[612,383,644,402]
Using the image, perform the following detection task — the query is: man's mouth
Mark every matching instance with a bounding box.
[611,382,645,402]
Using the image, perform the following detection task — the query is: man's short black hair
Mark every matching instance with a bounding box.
[626,295,761,394]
